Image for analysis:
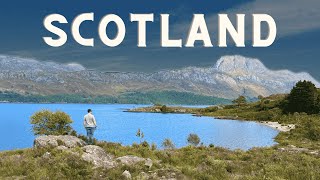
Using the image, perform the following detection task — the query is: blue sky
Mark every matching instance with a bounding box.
[1,0,320,79]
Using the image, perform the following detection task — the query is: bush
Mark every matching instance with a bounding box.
[187,133,201,146]
[140,141,149,148]
[232,96,247,106]
[151,143,157,150]
[202,106,218,113]
[162,138,175,149]
[304,119,320,141]
[30,110,74,136]
[160,105,168,112]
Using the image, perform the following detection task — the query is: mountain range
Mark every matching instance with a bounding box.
[0,54,318,99]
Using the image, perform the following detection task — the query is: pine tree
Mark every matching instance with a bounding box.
[282,80,319,114]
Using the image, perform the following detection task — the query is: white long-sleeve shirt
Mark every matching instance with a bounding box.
[83,113,97,128]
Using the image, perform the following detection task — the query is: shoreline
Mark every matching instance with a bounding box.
[258,121,295,132]
[213,116,295,132]
[128,107,296,132]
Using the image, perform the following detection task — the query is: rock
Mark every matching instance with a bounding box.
[34,136,58,147]
[116,155,146,166]
[309,151,319,155]
[42,152,51,159]
[138,172,149,179]
[145,158,153,169]
[34,135,86,148]
[81,145,116,169]
[56,145,68,151]
[278,145,309,153]
[122,170,132,179]
[58,135,86,147]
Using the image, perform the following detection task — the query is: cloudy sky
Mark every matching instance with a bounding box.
[1,0,320,79]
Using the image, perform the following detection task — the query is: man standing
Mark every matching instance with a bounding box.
[83,109,97,144]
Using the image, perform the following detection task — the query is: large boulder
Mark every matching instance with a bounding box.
[116,155,145,166]
[116,155,153,168]
[81,145,117,169]
[122,170,132,179]
[34,135,86,148]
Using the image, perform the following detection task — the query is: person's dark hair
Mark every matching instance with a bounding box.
[87,109,92,113]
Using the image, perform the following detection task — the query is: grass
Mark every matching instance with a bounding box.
[1,142,319,179]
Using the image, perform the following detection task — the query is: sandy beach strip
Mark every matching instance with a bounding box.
[259,121,295,132]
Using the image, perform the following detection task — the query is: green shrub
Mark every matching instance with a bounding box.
[202,106,218,113]
[209,144,215,148]
[303,119,320,141]
[233,96,247,106]
[187,133,201,146]
[160,105,168,112]
[140,141,149,148]
[162,138,175,149]
[30,110,74,135]
[151,143,157,150]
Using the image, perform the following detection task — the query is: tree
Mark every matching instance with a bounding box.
[162,138,175,149]
[282,80,319,114]
[30,110,74,135]
[187,133,200,146]
[232,96,247,106]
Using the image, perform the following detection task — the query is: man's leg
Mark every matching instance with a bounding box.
[89,127,94,144]
[86,127,93,144]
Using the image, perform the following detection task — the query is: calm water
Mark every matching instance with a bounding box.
[0,103,279,151]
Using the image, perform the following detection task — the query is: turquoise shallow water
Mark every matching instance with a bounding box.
[0,103,279,151]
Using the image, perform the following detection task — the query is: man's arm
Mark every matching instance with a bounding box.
[83,116,87,127]
[92,115,97,127]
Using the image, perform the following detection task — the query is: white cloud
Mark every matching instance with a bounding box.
[173,0,320,43]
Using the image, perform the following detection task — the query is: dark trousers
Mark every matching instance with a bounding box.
[85,127,96,144]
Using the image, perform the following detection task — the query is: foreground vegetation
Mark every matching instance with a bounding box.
[0,81,319,179]
[0,90,230,105]
[0,139,319,179]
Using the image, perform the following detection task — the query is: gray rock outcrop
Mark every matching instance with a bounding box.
[81,145,116,169]
[116,155,146,166]
[122,170,132,179]
[35,135,155,171]
[34,135,86,148]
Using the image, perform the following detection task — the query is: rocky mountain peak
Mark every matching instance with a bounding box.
[214,55,267,74]
[0,54,319,99]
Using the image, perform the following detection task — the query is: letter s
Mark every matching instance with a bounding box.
[43,14,68,47]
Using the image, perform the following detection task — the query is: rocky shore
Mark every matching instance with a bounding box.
[126,105,200,114]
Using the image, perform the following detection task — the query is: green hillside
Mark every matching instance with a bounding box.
[0,91,231,105]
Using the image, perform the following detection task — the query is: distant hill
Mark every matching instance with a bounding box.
[0,54,319,100]
[0,91,231,105]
